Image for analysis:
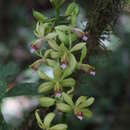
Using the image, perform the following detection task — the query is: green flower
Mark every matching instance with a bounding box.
[44,39,86,76]
[38,66,75,97]
[56,93,95,120]
[35,111,68,130]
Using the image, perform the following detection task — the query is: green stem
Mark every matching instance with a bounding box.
[61,113,66,123]
[56,7,60,24]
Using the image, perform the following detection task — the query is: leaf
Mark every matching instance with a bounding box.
[75,96,87,106]
[44,113,55,128]
[38,71,51,80]
[70,42,86,52]
[0,62,19,79]
[50,0,65,8]
[62,78,75,87]
[62,92,74,106]
[80,97,95,108]
[33,10,46,22]
[39,97,55,107]
[6,83,38,97]
[50,124,68,130]
[80,46,87,63]
[0,80,7,103]
[38,82,53,93]
[56,103,72,112]
[35,110,45,129]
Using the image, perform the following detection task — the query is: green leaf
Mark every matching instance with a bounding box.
[62,92,74,106]
[48,40,59,51]
[70,42,86,52]
[80,46,87,63]
[39,97,55,107]
[6,83,38,97]
[0,80,7,103]
[44,113,55,128]
[50,0,65,8]
[33,10,46,22]
[38,82,53,93]
[0,62,19,79]
[50,124,67,130]
[56,103,72,112]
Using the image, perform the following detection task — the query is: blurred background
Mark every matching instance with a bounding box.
[0,0,130,130]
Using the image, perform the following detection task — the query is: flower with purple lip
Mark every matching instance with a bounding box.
[82,35,88,42]
[60,54,68,70]
[56,93,95,120]
[30,39,43,53]
[72,28,88,42]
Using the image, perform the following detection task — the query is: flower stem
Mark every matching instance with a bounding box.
[56,7,60,24]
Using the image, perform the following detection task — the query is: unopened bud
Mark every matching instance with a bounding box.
[30,39,43,53]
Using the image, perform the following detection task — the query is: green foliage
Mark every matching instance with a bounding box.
[6,83,38,97]
[0,63,19,130]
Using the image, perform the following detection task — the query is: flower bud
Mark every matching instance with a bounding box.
[54,83,62,98]
[61,54,68,70]
[72,28,88,42]
[88,69,96,76]
[30,59,44,71]
[75,111,83,120]
[30,39,43,53]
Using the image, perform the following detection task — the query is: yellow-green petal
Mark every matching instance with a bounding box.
[35,110,45,129]
[39,97,55,107]
[38,82,53,93]
[44,112,55,128]
[56,103,72,112]
[50,124,68,130]
[62,92,74,107]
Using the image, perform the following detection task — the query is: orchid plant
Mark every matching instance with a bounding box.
[30,0,95,130]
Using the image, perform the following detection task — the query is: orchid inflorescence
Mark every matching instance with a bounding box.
[30,0,95,130]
